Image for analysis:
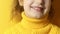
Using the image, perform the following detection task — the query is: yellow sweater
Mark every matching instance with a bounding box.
[4,12,60,34]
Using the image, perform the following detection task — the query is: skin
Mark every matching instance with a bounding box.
[18,0,51,19]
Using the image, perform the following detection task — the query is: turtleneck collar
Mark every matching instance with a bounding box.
[22,12,49,23]
[20,12,51,29]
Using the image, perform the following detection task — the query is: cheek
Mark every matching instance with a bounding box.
[43,0,51,14]
[24,0,33,6]
[45,0,51,9]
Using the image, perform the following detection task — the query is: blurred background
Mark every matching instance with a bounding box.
[0,0,60,34]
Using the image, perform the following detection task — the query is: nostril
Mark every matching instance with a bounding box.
[40,0,45,5]
[40,3,43,5]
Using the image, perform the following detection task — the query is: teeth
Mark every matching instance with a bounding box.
[35,7,40,10]
[33,7,42,11]
[30,6,44,12]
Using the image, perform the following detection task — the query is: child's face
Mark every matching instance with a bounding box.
[19,0,51,18]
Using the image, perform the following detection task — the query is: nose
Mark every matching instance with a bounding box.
[34,0,44,5]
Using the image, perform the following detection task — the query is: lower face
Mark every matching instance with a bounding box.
[23,0,51,19]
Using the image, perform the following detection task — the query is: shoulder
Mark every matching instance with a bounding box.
[50,24,60,34]
[4,23,22,34]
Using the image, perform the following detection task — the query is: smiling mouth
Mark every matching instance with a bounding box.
[31,6,44,12]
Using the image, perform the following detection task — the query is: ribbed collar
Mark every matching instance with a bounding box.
[20,12,51,29]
